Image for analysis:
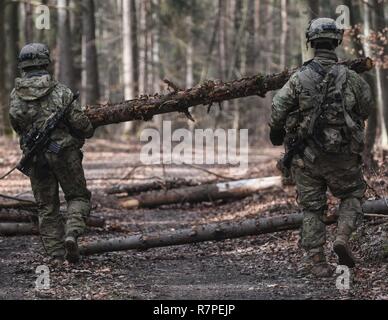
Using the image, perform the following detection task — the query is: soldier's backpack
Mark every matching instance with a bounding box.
[294,60,365,155]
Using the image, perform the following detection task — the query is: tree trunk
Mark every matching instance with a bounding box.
[0,200,36,210]
[0,223,39,236]
[218,0,227,80]
[106,178,203,196]
[121,177,283,209]
[85,57,373,128]
[24,1,34,43]
[5,1,19,90]
[0,212,106,228]
[80,213,329,256]
[279,0,289,70]
[0,216,105,236]
[347,0,378,169]
[298,0,320,63]
[122,0,135,101]
[362,199,388,215]
[265,0,274,74]
[371,0,388,150]
[138,0,147,95]
[82,0,100,105]
[80,199,388,255]
[0,1,8,136]
[57,0,76,90]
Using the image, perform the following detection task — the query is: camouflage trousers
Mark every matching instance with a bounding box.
[30,148,91,257]
[292,152,366,251]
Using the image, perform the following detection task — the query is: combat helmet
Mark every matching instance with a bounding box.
[306,18,344,45]
[18,43,51,70]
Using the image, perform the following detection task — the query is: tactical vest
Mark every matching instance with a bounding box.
[286,60,365,155]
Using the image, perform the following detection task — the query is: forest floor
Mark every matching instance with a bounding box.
[0,137,387,300]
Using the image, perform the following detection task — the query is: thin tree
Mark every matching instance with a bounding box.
[82,0,100,105]
[5,1,19,87]
[57,0,76,90]
[279,0,289,70]
[372,0,388,150]
[298,0,319,63]
[0,1,7,135]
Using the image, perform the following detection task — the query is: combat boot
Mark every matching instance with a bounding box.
[333,235,356,268]
[51,256,65,267]
[298,248,334,278]
[65,234,80,264]
[309,249,334,278]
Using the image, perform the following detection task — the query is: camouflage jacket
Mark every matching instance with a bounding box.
[9,74,94,152]
[270,50,373,154]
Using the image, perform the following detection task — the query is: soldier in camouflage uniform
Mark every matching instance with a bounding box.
[9,43,94,264]
[269,19,373,277]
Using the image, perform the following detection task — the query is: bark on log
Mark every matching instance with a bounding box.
[121,177,283,209]
[0,200,36,210]
[81,213,340,256]
[0,216,105,236]
[362,198,388,215]
[81,198,388,256]
[106,178,202,196]
[0,223,38,236]
[85,58,374,128]
[0,212,106,228]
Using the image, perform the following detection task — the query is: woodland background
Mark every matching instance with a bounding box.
[0,0,387,151]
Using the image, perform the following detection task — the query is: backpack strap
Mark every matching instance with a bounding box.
[307,60,327,78]
[298,60,327,93]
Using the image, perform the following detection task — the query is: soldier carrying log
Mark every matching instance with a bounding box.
[3,39,383,269]
[8,43,94,265]
[269,18,379,277]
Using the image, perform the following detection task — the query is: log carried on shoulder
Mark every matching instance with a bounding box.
[121,176,283,209]
[85,58,373,128]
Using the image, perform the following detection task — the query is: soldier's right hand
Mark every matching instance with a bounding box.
[269,127,286,146]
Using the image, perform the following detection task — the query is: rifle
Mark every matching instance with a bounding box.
[282,137,306,170]
[10,92,80,178]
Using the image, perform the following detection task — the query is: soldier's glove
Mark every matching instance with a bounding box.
[269,127,286,146]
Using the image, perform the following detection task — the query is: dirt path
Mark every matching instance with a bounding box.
[0,138,387,300]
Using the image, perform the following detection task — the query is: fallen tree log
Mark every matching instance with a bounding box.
[106,178,203,196]
[0,212,106,228]
[85,58,374,128]
[121,176,283,209]
[0,200,36,210]
[362,198,388,215]
[0,215,106,236]
[0,223,39,236]
[81,200,388,256]
[80,213,337,256]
